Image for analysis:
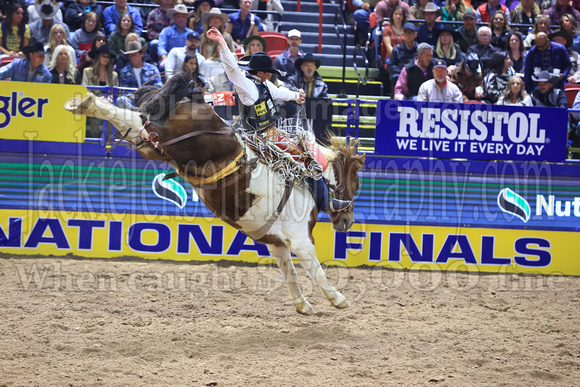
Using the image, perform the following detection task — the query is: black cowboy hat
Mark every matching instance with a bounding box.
[23,42,47,56]
[465,52,482,74]
[88,44,111,59]
[193,0,215,8]
[294,52,321,70]
[437,24,460,41]
[238,52,280,75]
[549,29,573,48]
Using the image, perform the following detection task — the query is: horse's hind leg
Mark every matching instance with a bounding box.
[290,242,350,309]
[270,245,315,315]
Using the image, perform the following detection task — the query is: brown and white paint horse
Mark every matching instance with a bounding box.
[64,74,365,314]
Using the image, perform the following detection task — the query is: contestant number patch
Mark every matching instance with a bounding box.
[255,102,267,116]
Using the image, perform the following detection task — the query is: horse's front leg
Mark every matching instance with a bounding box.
[270,245,315,315]
[289,240,350,310]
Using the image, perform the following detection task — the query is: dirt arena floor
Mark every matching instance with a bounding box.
[1,255,579,386]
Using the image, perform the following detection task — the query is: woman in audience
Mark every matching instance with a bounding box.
[489,10,510,49]
[440,0,472,28]
[409,0,429,21]
[496,76,533,105]
[382,6,406,62]
[187,0,214,35]
[44,24,76,67]
[108,13,136,60]
[77,32,106,77]
[243,34,266,55]
[70,12,103,59]
[505,30,526,73]
[510,0,540,34]
[199,8,234,77]
[81,44,118,137]
[49,44,78,84]
[523,15,550,49]
[434,26,464,66]
[0,4,30,58]
[65,0,103,31]
[181,53,207,88]
[483,51,516,104]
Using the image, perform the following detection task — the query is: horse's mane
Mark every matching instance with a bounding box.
[135,72,206,124]
[328,137,365,170]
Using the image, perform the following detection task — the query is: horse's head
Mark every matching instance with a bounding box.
[327,138,366,232]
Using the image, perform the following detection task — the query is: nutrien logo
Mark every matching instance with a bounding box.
[497,188,531,223]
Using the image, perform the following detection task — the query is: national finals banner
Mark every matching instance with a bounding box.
[375,100,568,162]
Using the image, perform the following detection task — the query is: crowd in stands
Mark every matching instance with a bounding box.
[2,0,580,129]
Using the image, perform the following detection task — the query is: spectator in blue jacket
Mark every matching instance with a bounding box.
[119,40,162,89]
[102,0,143,36]
[157,3,193,66]
[0,41,51,82]
[524,32,572,93]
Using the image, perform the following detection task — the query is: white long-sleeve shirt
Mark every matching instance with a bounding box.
[219,43,300,106]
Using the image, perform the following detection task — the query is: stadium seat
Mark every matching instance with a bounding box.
[464,100,486,104]
[565,86,580,108]
[258,32,288,52]
[0,56,18,67]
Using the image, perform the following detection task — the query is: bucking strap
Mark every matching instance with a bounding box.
[244,181,294,241]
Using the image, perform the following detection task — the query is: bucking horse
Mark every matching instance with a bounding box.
[64,73,365,315]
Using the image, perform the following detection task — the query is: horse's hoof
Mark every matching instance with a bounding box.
[295,300,315,315]
[64,97,83,114]
[334,299,350,309]
[64,93,95,115]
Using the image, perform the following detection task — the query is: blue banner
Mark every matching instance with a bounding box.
[375,100,569,162]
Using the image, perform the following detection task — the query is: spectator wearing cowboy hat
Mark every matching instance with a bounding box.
[524,31,571,93]
[225,0,262,46]
[289,52,328,98]
[29,0,70,47]
[102,0,143,37]
[206,26,353,213]
[165,30,206,79]
[416,2,442,47]
[530,70,567,107]
[119,40,162,88]
[27,0,63,24]
[450,51,484,101]
[549,29,580,84]
[157,3,193,66]
[146,0,176,41]
[0,41,51,82]
[273,29,304,85]
[243,34,267,56]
